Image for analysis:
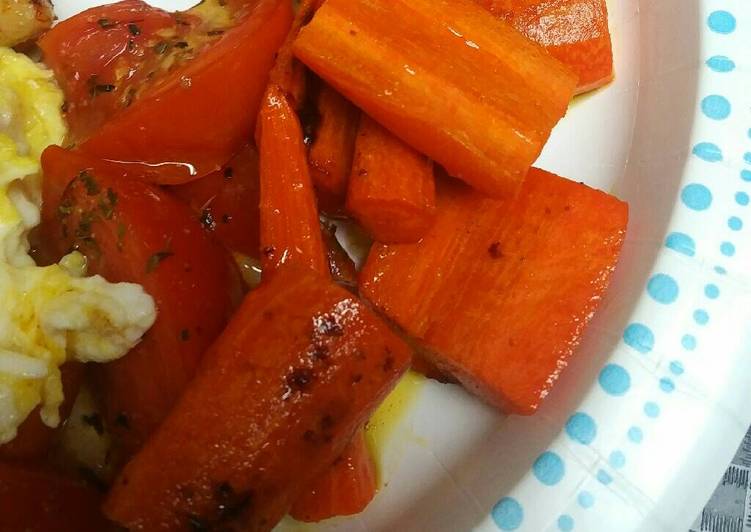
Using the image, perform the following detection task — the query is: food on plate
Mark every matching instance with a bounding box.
[361,169,628,413]
[293,0,578,197]
[308,83,360,211]
[40,146,243,456]
[38,0,292,184]
[258,84,328,275]
[0,461,113,531]
[170,143,262,259]
[0,47,155,448]
[475,0,614,94]
[346,115,436,244]
[0,0,53,48]
[291,428,378,522]
[104,266,411,531]
[0,0,627,527]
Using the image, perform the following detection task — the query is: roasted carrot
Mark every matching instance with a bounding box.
[346,116,435,243]
[321,221,358,291]
[0,462,114,531]
[361,169,627,414]
[41,146,243,457]
[257,85,327,275]
[475,0,613,94]
[290,429,377,522]
[309,85,360,211]
[104,266,411,532]
[294,0,577,198]
[0,364,83,460]
[170,144,261,259]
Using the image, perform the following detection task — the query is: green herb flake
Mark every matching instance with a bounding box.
[153,41,170,55]
[180,329,190,342]
[146,250,174,273]
[127,23,141,36]
[58,202,73,217]
[97,18,116,29]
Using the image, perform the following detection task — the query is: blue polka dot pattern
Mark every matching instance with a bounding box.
[577,491,595,508]
[596,470,613,485]
[737,192,750,206]
[693,309,709,325]
[721,242,736,256]
[623,323,654,353]
[706,56,735,72]
[745,153,751,164]
[660,378,675,393]
[701,95,731,120]
[728,217,743,231]
[565,412,597,445]
[682,184,713,210]
[647,274,679,304]
[682,334,698,350]
[628,426,643,443]
[665,232,696,256]
[707,10,736,34]
[599,364,631,396]
[670,361,685,375]
[644,402,660,418]
[492,498,524,531]
[715,266,727,275]
[609,450,626,469]
[692,142,723,162]
[558,515,574,532]
[742,170,751,182]
[705,284,720,299]
[532,452,565,486]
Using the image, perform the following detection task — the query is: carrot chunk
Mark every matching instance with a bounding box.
[475,0,613,94]
[258,85,328,275]
[0,462,113,532]
[360,169,627,414]
[308,85,360,211]
[293,0,576,197]
[346,116,435,243]
[104,266,411,532]
[290,429,377,522]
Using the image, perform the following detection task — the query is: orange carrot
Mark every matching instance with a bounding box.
[475,0,613,94]
[308,85,360,211]
[104,266,411,532]
[293,0,576,198]
[258,85,328,276]
[360,169,628,414]
[290,429,377,522]
[0,462,114,532]
[346,116,435,243]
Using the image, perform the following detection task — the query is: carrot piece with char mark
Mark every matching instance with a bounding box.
[360,169,628,414]
[170,144,261,259]
[0,462,114,531]
[293,0,577,198]
[346,116,435,244]
[41,146,243,457]
[258,85,327,276]
[309,84,360,211]
[290,429,377,522]
[475,0,613,94]
[104,266,411,532]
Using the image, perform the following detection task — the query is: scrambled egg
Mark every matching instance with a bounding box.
[0,48,156,444]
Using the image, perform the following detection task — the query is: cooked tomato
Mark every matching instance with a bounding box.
[39,0,292,184]
[0,364,83,460]
[169,143,261,258]
[0,462,113,532]
[41,146,244,458]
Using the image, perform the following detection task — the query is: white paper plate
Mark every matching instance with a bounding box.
[58,1,751,531]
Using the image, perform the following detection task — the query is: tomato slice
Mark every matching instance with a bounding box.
[39,0,293,184]
[169,143,261,258]
[41,146,244,457]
